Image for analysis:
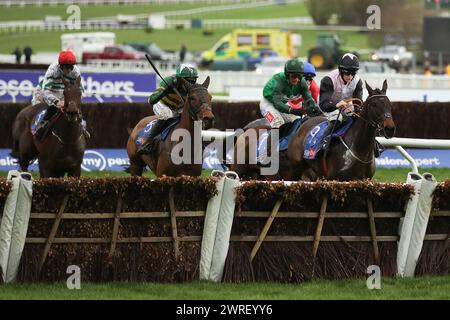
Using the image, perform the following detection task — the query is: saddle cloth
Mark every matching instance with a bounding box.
[30,110,46,135]
[256,118,304,163]
[303,118,354,159]
[136,117,180,146]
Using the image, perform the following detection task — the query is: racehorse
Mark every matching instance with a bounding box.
[230,123,295,180]
[11,77,86,178]
[126,77,215,177]
[287,80,396,181]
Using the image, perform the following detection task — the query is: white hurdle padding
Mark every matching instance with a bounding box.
[209,171,239,282]
[199,170,226,280]
[0,170,33,283]
[397,172,437,277]
[404,173,437,276]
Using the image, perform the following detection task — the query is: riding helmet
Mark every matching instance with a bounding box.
[176,64,198,83]
[303,62,316,77]
[284,59,304,77]
[58,50,77,65]
[338,53,359,71]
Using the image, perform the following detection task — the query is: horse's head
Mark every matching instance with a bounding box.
[364,80,396,138]
[61,76,82,123]
[179,76,215,130]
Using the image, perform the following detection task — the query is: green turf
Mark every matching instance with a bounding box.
[372,168,450,183]
[0,275,449,299]
[0,3,208,21]
[0,2,308,22]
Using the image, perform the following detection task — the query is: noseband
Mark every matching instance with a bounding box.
[361,94,392,130]
[185,87,212,120]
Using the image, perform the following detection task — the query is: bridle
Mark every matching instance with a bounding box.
[335,94,392,164]
[51,102,83,145]
[342,94,392,131]
[185,86,212,121]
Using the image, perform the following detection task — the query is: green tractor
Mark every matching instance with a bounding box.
[308,34,358,70]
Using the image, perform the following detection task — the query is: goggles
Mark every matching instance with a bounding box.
[60,64,74,71]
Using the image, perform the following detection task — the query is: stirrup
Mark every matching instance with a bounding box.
[83,128,91,139]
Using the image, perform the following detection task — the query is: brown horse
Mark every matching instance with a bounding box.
[288,80,396,181]
[230,124,294,180]
[11,77,86,178]
[127,77,215,177]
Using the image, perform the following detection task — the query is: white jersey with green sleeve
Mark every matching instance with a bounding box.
[36,62,81,106]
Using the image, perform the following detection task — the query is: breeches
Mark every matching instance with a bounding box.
[260,97,299,129]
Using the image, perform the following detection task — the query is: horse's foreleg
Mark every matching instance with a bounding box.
[18,158,29,172]
[129,157,145,176]
[68,166,81,178]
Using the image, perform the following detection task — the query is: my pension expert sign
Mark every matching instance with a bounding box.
[0,70,157,102]
[1,149,450,172]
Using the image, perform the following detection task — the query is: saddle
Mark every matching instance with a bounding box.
[136,116,181,146]
[303,118,354,159]
[255,118,304,163]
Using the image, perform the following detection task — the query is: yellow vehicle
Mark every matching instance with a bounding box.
[201,28,299,66]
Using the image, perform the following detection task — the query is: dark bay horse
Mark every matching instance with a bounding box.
[288,80,396,181]
[11,77,86,177]
[127,77,215,177]
[230,116,311,180]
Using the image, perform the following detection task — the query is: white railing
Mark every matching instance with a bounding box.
[377,138,450,173]
[166,17,314,29]
[0,18,148,32]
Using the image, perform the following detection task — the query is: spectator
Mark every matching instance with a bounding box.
[179,44,186,63]
[12,47,21,64]
[23,45,33,64]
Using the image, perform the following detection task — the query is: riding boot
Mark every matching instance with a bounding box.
[320,120,337,148]
[81,119,90,139]
[374,140,384,158]
[35,105,58,140]
[137,119,167,155]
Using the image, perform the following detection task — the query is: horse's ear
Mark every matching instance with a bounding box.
[382,79,388,93]
[202,76,210,89]
[178,77,191,92]
[365,81,375,96]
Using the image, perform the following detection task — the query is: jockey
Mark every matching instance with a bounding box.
[296,62,319,103]
[32,50,83,139]
[260,58,318,130]
[318,53,362,147]
[137,63,198,155]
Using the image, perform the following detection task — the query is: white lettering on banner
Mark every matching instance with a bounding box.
[375,157,441,167]
[82,77,135,97]
[107,157,130,167]
[0,156,18,166]
[0,74,142,101]
[81,150,107,172]
[0,79,35,98]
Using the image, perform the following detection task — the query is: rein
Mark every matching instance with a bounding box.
[186,86,211,120]
[343,94,392,130]
[51,108,83,145]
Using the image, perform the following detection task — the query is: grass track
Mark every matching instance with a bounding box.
[0,276,449,299]
[0,2,308,22]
